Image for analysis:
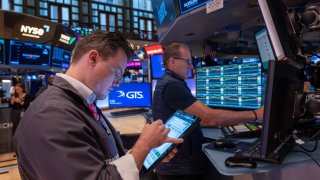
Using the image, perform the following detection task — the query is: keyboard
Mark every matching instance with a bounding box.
[222,122,262,138]
[235,136,294,164]
[110,108,149,116]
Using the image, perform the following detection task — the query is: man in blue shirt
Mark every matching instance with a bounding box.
[153,43,264,180]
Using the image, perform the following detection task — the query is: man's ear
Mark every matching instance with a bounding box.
[89,50,99,65]
[169,58,174,64]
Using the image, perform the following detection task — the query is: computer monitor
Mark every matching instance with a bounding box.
[108,83,151,108]
[196,62,263,109]
[96,95,109,109]
[51,47,71,69]
[253,0,305,162]
[0,39,4,64]
[255,28,276,70]
[9,40,51,67]
[310,54,320,64]
[257,0,304,67]
[260,60,304,160]
[150,54,193,79]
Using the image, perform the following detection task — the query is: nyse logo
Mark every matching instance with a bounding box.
[20,24,50,39]
[117,91,144,99]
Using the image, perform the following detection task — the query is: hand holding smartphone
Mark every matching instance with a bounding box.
[142,110,200,173]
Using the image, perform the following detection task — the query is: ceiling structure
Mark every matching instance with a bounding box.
[158,0,319,56]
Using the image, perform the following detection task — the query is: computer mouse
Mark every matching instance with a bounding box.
[212,139,237,149]
[225,156,257,168]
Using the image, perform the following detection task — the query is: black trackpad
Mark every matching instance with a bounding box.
[225,156,257,169]
[205,139,252,153]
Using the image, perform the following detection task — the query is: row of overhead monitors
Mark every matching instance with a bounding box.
[0,10,78,69]
[0,39,71,69]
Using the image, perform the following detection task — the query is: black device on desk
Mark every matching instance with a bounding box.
[110,108,149,116]
[222,121,262,138]
[234,0,306,164]
[235,60,304,164]
[225,156,257,169]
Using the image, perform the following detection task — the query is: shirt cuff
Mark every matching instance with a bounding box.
[110,154,139,180]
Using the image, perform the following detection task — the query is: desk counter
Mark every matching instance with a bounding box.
[201,128,320,180]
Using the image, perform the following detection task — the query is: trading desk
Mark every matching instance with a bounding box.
[201,128,320,180]
[103,109,146,135]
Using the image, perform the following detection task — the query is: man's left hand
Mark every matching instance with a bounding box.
[161,147,178,163]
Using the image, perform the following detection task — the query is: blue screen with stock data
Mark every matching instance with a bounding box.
[108,83,151,107]
[196,63,263,109]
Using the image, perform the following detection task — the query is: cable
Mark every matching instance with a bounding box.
[291,150,320,167]
[306,129,320,142]
[299,140,318,152]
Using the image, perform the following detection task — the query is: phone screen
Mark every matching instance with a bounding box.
[143,110,199,171]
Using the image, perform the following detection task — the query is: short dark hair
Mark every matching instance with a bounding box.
[163,43,190,68]
[71,30,133,63]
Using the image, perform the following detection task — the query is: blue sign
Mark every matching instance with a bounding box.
[151,0,177,40]
[109,83,151,107]
[179,0,211,14]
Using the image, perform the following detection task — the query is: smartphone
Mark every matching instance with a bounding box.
[142,110,200,173]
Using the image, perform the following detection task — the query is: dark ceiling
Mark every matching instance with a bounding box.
[158,0,319,56]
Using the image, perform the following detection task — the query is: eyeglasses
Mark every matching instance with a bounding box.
[172,57,193,65]
[112,66,123,85]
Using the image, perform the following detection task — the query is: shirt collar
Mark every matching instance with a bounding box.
[56,73,96,104]
[165,69,185,82]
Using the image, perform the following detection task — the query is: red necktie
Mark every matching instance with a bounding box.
[89,103,99,121]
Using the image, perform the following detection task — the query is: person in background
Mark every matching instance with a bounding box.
[14,30,183,180]
[9,83,32,136]
[34,75,55,98]
[152,43,264,180]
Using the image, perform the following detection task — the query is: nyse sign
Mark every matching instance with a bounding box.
[20,24,50,39]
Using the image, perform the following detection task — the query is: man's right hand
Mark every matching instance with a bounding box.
[139,120,183,149]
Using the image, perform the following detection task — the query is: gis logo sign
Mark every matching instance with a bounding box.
[117,91,144,99]
[20,24,50,39]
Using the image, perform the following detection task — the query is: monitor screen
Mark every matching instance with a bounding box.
[9,40,50,67]
[255,28,276,70]
[310,54,320,64]
[0,39,4,64]
[52,47,71,69]
[179,0,211,14]
[151,0,177,40]
[150,54,193,79]
[108,83,151,107]
[196,62,263,109]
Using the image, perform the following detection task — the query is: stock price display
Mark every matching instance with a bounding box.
[196,63,263,109]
